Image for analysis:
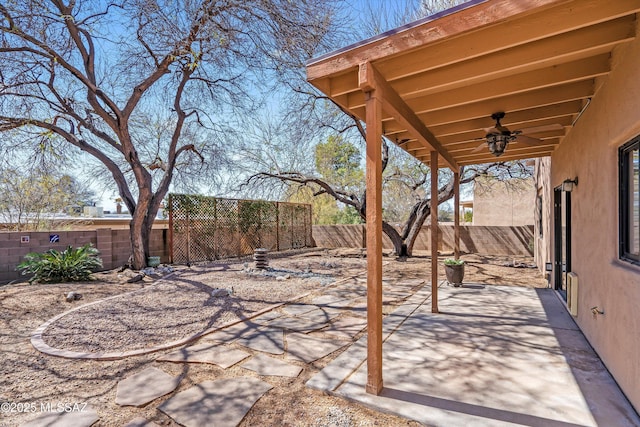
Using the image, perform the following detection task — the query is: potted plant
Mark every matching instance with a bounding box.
[444,258,465,287]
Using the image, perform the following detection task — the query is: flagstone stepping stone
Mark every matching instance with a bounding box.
[115,367,180,407]
[345,300,367,318]
[123,417,161,427]
[251,310,283,323]
[286,333,349,363]
[325,287,367,299]
[236,327,285,354]
[158,377,273,427]
[266,316,327,333]
[312,295,351,307]
[199,321,260,344]
[21,405,99,427]
[323,316,368,339]
[282,303,318,316]
[157,343,250,368]
[241,353,303,377]
[299,307,340,323]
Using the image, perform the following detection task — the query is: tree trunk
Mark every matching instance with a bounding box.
[382,221,407,257]
[129,215,150,269]
[128,191,164,270]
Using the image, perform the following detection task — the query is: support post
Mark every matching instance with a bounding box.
[365,91,383,395]
[454,171,460,260]
[430,151,439,313]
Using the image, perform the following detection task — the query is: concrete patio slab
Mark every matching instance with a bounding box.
[20,405,99,427]
[115,367,180,407]
[236,327,285,354]
[309,284,640,427]
[241,353,303,377]
[157,343,249,368]
[158,377,272,427]
[286,333,349,363]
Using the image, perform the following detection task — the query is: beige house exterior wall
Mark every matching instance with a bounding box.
[472,177,535,226]
[534,157,553,279]
[546,26,640,411]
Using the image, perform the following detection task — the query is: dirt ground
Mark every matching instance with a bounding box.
[0,249,546,427]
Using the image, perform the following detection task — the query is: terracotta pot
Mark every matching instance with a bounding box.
[444,263,465,287]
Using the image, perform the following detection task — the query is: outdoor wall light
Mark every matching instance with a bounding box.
[562,177,578,192]
[487,133,510,156]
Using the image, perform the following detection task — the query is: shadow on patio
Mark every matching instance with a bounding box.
[307,283,640,427]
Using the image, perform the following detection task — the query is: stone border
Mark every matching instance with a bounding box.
[30,271,361,360]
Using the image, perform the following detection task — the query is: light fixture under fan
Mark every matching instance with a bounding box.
[471,112,564,157]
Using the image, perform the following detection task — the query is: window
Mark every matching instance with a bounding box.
[620,136,640,264]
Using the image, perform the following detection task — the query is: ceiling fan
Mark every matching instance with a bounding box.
[471,112,564,157]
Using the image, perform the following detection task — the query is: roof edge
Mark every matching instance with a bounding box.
[306,0,488,67]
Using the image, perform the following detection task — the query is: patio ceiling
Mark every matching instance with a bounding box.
[307,0,640,169]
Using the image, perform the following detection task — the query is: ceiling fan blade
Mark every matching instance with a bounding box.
[518,123,564,135]
[470,142,486,153]
[514,134,543,146]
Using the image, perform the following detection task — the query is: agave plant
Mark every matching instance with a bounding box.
[17,244,102,284]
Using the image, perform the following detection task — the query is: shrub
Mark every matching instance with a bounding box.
[17,244,102,284]
[443,258,465,266]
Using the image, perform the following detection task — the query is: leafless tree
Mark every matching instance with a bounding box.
[242,0,533,256]
[0,0,336,268]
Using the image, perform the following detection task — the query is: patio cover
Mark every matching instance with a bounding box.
[306,0,639,395]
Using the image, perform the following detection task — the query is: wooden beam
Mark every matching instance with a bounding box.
[364,90,384,396]
[308,0,564,80]
[417,80,594,125]
[431,151,439,313]
[347,55,609,111]
[382,16,634,99]
[359,62,458,171]
[373,0,640,82]
[454,171,460,260]
[349,79,593,129]
[384,100,582,137]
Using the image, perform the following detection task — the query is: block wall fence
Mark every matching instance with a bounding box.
[0,228,169,284]
[0,224,533,284]
[312,224,534,256]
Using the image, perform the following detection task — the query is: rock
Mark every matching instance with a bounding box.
[127,274,145,283]
[275,275,289,281]
[211,288,232,297]
[65,292,82,302]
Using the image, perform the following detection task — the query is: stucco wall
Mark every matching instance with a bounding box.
[313,224,534,256]
[534,157,553,277]
[548,26,640,411]
[473,177,535,226]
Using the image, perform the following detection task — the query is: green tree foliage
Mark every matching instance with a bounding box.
[315,136,364,191]
[0,0,336,268]
[0,164,95,231]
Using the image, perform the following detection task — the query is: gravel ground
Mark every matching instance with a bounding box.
[42,263,332,353]
[1,249,546,427]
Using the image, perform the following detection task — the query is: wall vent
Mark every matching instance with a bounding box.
[567,272,578,316]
